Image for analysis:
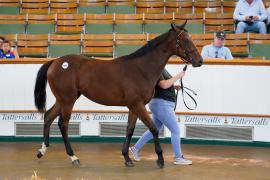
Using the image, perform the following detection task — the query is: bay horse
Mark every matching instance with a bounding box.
[34,22,203,168]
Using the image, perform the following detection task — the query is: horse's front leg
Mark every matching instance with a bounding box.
[133,103,164,168]
[122,110,138,167]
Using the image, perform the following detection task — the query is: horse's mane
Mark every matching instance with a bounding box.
[124,30,171,60]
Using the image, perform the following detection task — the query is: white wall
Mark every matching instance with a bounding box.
[0,64,270,115]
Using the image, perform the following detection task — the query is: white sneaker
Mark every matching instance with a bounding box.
[129,146,141,161]
[174,156,192,165]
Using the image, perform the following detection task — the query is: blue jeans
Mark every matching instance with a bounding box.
[235,21,266,34]
[134,98,182,159]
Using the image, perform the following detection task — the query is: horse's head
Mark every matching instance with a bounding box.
[170,22,203,67]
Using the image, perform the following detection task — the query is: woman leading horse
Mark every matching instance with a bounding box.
[34,22,203,168]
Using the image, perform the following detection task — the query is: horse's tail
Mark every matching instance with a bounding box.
[34,60,54,113]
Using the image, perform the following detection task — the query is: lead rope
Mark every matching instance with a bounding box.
[174,65,198,111]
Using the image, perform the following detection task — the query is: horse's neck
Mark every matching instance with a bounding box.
[135,43,173,83]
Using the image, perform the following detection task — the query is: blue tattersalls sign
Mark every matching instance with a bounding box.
[0,112,269,127]
[181,115,224,125]
[0,112,129,122]
[0,113,84,121]
[90,113,128,121]
[0,113,40,121]
[70,113,83,121]
[178,115,270,127]
[229,117,269,126]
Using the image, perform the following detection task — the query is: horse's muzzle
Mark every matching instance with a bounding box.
[192,57,203,67]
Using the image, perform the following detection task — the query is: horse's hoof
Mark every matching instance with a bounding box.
[156,159,164,168]
[37,151,43,159]
[72,159,80,166]
[125,161,134,167]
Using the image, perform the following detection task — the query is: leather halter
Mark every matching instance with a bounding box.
[175,30,197,64]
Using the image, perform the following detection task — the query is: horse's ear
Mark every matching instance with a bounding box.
[171,23,179,31]
[179,20,187,29]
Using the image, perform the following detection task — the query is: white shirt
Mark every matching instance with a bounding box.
[233,0,267,21]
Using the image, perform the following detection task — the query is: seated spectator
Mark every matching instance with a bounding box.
[234,0,267,34]
[201,31,233,60]
[0,36,19,58]
[0,36,5,48]
[267,7,270,33]
[0,40,16,59]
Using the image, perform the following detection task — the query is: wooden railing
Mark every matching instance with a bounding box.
[1,57,270,66]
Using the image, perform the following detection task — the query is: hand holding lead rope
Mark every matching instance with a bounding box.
[183,65,188,72]
[174,65,197,111]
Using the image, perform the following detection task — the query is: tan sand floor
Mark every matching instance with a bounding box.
[0,142,269,180]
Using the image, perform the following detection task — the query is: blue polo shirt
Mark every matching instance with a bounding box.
[201,44,233,60]
[0,49,15,59]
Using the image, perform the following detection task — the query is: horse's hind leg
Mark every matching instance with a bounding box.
[133,103,164,168]
[37,103,61,158]
[122,110,138,167]
[58,103,80,165]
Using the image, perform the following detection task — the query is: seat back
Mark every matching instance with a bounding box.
[85,14,114,34]
[26,14,55,34]
[193,0,222,13]
[114,14,143,33]
[0,0,20,14]
[249,33,270,59]
[107,0,135,14]
[205,13,234,33]
[114,33,147,57]
[17,34,49,57]
[0,14,26,34]
[174,13,204,34]
[21,0,49,14]
[165,1,193,14]
[144,13,173,33]
[225,33,249,57]
[49,34,81,57]
[56,14,84,34]
[78,0,106,14]
[50,0,78,14]
[136,0,165,14]
[82,34,114,57]
[222,1,237,13]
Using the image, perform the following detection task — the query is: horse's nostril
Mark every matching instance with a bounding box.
[199,58,203,65]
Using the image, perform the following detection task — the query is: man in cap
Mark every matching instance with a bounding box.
[201,31,233,60]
